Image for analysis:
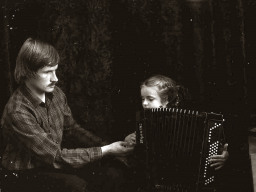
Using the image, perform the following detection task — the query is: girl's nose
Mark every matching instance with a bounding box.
[142,100,148,107]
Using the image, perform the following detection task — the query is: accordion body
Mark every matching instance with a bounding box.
[136,108,225,192]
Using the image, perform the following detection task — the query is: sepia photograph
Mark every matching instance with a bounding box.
[0,0,255,191]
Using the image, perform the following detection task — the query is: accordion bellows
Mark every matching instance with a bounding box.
[136,107,225,192]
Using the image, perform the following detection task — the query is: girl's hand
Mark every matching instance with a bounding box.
[124,132,136,145]
[209,143,229,170]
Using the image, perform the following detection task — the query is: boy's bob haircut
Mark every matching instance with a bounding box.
[14,37,60,84]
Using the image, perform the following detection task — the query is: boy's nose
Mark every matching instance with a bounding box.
[51,72,58,82]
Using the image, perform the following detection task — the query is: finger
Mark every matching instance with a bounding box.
[215,165,223,170]
[129,136,135,141]
[210,155,224,159]
[210,162,223,167]
[209,158,225,163]
[223,143,228,151]
[124,142,135,148]
[128,141,136,146]
[222,151,229,160]
[126,143,135,148]
[120,141,133,147]
[130,135,136,139]
[129,137,135,142]
[221,151,229,157]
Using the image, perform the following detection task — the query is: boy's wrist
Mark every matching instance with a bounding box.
[101,144,111,156]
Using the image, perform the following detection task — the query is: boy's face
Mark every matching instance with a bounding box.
[141,86,167,109]
[28,64,58,94]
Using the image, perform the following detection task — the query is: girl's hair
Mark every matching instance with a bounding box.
[141,75,188,107]
[14,37,60,84]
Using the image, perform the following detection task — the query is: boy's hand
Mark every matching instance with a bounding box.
[101,141,134,157]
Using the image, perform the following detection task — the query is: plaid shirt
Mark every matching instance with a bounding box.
[1,85,104,170]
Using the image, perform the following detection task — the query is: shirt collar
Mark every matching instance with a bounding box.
[20,84,54,108]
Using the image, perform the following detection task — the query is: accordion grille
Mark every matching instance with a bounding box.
[137,108,225,192]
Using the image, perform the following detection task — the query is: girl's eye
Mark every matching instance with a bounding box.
[148,98,155,102]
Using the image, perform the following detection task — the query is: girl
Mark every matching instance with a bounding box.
[125,74,229,170]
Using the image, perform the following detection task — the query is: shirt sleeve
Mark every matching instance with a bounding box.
[8,111,102,169]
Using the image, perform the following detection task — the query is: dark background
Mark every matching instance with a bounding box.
[0,0,255,190]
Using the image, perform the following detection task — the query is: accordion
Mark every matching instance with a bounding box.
[136,108,225,192]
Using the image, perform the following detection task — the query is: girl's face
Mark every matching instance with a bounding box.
[141,86,167,109]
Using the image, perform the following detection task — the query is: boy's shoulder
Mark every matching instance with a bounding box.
[1,87,30,122]
[5,87,26,111]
